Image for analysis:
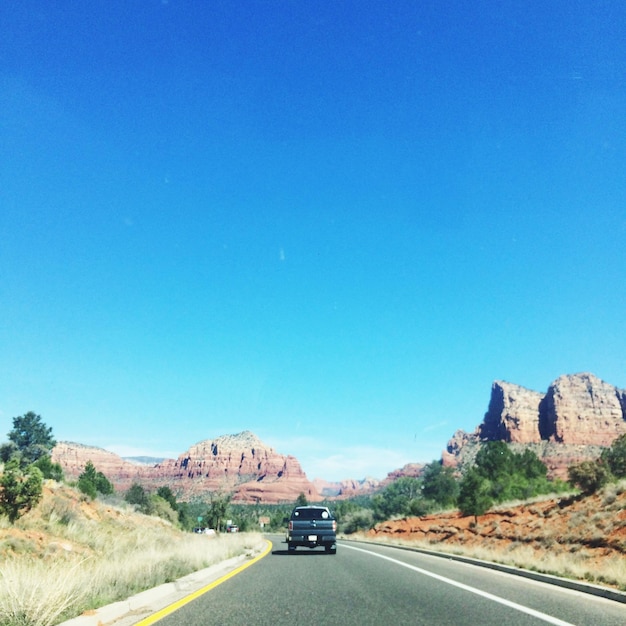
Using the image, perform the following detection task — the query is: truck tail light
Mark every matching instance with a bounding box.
[332,520,337,532]
[289,521,293,531]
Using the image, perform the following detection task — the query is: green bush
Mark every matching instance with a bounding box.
[341,509,374,534]
[421,462,459,508]
[458,467,493,521]
[7,412,56,468]
[568,461,611,495]
[601,434,626,479]
[0,460,44,523]
[77,461,114,500]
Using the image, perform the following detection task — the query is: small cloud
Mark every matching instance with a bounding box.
[279,247,286,262]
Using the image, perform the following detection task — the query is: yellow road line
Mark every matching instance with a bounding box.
[135,539,273,625]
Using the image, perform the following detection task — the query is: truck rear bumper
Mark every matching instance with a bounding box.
[288,534,336,548]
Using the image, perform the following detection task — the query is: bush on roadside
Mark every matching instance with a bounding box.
[0,460,43,523]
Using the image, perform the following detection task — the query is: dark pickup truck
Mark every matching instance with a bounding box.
[287,505,337,554]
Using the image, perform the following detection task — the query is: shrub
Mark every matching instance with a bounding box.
[458,468,493,521]
[0,460,43,523]
[341,509,374,534]
[568,461,610,495]
[601,434,626,479]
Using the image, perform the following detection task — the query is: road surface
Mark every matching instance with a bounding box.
[145,537,626,625]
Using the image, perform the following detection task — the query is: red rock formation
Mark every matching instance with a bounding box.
[52,432,321,504]
[314,477,381,498]
[51,442,145,490]
[443,372,626,479]
[479,381,543,443]
[540,373,626,444]
[379,463,425,487]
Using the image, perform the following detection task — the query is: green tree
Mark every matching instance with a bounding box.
[157,486,178,510]
[7,412,56,467]
[474,441,512,479]
[77,461,114,499]
[421,461,459,508]
[125,483,150,513]
[601,434,626,479]
[295,492,308,506]
[0,442,17,463]
[32,455,64,481]
[205,492,231,531]
[372,477,423,521]
[458,467,492,523]
[513,448,549,480]
[149,494,178,524]
[0,459,44,523]
[473,442,551,503]
[77,474,97,499]
[96,472,114,495]
[176,501,192,529]
[568,461,610,495]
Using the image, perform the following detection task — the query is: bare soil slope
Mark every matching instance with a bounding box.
[368,484,626,589]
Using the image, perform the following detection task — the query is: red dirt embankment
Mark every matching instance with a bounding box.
[368,487,626,588]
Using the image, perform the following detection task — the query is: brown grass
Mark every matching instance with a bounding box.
[0,482,264,626]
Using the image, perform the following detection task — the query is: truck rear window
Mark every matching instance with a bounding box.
[292,508,331,520]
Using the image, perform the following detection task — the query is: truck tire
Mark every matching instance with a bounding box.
[288,543,296,553]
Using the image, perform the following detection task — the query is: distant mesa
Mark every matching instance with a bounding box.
[51,373,626,502]
[313,476,382,498]
[123,456,166,466]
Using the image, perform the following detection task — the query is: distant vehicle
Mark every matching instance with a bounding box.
[193,527,216,536]
[226,524,239,533]
[287,506,337,554]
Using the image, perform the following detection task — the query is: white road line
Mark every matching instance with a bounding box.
[342,544,575,626]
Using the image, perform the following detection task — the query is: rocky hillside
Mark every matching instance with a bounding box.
[443,373,626,478]
[52,431,321,504]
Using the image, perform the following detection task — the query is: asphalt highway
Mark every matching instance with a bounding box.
[146,537,626,626]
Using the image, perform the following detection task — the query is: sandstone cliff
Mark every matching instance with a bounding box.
[51,442,145,489]
[150,431,320,503]
[52,432,320,504]
[539,373,626,444]
[444,373,626,478]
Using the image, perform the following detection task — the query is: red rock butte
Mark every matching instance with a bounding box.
[52,431,321,504]
[443,372,626,478]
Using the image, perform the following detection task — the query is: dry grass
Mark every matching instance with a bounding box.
[352,532,626,590]
[0,482,264,626]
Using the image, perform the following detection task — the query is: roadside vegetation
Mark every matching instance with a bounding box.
[0,413,266,625]
[331,436,626,535]
[0,482,263,626]
[360,480,626,591]
[2,412,626,622]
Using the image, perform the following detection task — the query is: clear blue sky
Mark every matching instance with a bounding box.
[1,2,625,482]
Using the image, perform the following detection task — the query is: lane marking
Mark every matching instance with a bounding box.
[342,544,575,626]
[135,540,273,625]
